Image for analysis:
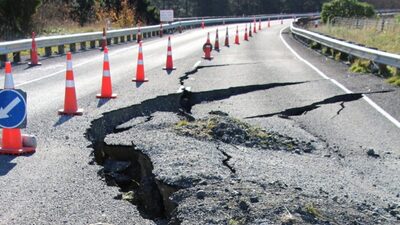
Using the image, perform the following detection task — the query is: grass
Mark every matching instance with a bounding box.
[309,23,400,86]
[310,25,400,54]
[305,203,322,218]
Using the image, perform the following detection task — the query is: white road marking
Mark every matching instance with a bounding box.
[279,27,400,129]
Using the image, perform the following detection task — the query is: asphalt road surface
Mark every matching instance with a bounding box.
[0,19,399,225]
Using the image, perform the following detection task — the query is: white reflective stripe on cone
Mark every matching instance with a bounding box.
[103,70,111,77]
[67,61,73,70]
[66,80,75,88]
[4,73,14,89]
[104,54,109,61]
[138,60,144,65]
[167,51,172,56]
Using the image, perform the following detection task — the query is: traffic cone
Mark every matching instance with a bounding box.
[234,26,240,45]
[133,42,148,82]
[268,18,271,28]
[214,29,220,51]
[259,19,262,31]
[58,52,83,116]
[206,32,211,44]
[224,27,230,47]
[28,32,41,66]
[253,19,257,33]
[244,25,249,41]
[100,27,107,51]
[97,47,117,99]
[163,37,176,71]
[160,24,163,37]
[201,18,205,29]
[137,26,142,43]
[249,24,253,37]
[0,62,35,155]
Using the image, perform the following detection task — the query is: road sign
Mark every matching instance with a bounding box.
[0,89,27,129]
[160,10,174,22]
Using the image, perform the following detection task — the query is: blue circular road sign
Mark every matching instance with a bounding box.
[0,89,27,129]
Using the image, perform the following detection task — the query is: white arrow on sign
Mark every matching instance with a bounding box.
[0,97,22,119]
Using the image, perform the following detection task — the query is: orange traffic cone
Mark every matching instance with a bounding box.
[206,32,211,44]
[253,19,257,33]
[133,42,148,82]
[28,32,41,66]
[100,27,107,51]
[163,37,176,71]
[0,62,35,155]
[224,27,230,47]
[160,24,163,37]
[234,26,240,45]
[97,47,117,99]
[58,52,83,116]
[137,26,142,43]
[244,25,249,41]
[268,18,271,28]
[249,24,253,37]
[214,29,220,51]
[259,19,262,30]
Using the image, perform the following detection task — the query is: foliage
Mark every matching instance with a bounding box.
[321,0,375,23]
[0,0,41,40]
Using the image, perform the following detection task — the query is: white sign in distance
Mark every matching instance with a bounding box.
[160,10,174,22]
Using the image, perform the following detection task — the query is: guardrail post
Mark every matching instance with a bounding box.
[80,42,87,50]
[70,43,76,52]
[45,47,52,57]
[13,52,21,63]
[0,54,8,68]
[127,34,131,42]
[377,63,389,76]
[90,41,96,49]
[58,45,65,55]
[113,37,119,44]
[120,36,125,43]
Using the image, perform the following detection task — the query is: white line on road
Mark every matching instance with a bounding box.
[279,27,400,129]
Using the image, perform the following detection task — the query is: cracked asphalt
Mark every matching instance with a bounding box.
[1,18,400,225]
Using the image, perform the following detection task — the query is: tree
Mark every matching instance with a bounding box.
[321,0,375,23]
[0,0,41,40]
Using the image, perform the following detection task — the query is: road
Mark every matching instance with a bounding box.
[0,19,399,225]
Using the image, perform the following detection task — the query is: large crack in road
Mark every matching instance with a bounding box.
[85,60,308,224]
[84,62,399,224]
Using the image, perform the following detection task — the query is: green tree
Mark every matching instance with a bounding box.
[321,0,375,23]
[0,0,41,39]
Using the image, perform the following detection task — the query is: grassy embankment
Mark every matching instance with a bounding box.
[309,18,400,86]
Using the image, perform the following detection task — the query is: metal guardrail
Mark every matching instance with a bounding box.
[290,22,400,69]
[0,13,319,66]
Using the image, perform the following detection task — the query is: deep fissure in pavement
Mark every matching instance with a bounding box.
[179,62,260,85]
[245,91,392,119]
[85,81,307,223]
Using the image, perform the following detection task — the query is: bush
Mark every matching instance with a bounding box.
[321,0,376,23]
[0,0,41,40]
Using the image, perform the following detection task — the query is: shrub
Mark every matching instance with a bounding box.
[321,0,376,23]
[0,0,41,40]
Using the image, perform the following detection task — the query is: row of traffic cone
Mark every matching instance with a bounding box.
[58,36,177,115]
[203,18,274,60]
